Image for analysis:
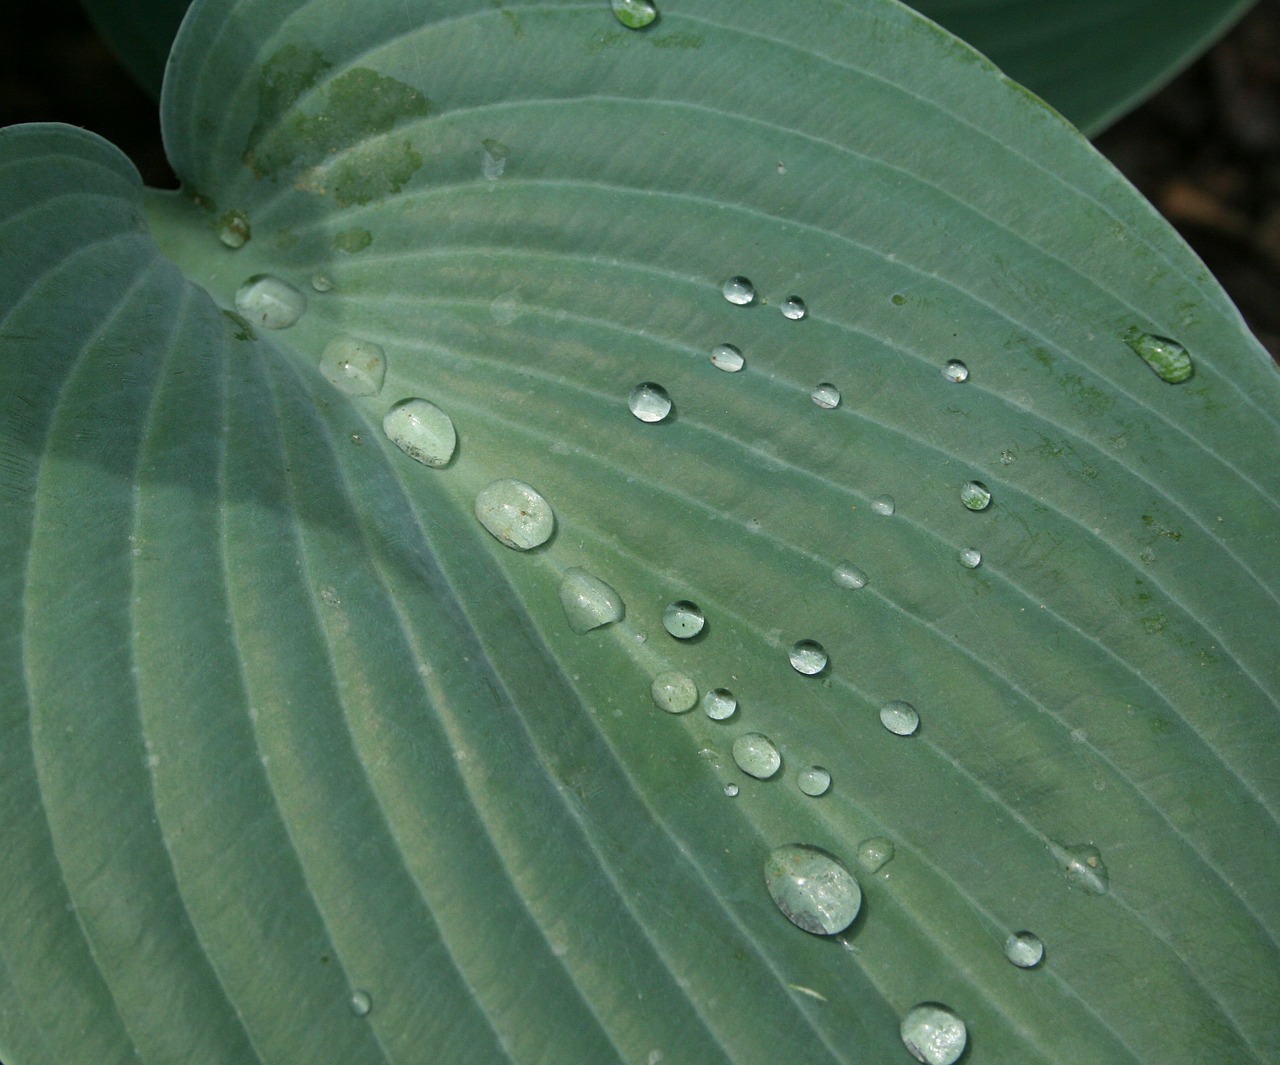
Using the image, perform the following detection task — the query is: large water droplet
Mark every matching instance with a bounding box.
[958,547,982,569]
[811,383,841,409]
[856,836,895,872]
[349,989,373,1017]
[901,1003,967,1065]
[320,336,386,396]
[732,733,781,779]
[941,359,969,383]
[780,296,807,320]
[611,0,658,29]
[383,398,456,468]
[789,640,828,676]
[475,479,554,550]
[651,671,697,713]
[832,561,868,589]
[662,600,705,639]
[559,568,624,633]
[796,765,831,797]
[879,700,919,736]
[1126,330,1193,383]
[217,208,250,248]
[234,275,306,329]
[1051,840,1109,895]
[703,688,738,720]
[722,276,755,306]
[481,138,509,180]
[764,844,862,936]
[711,343,744,372]
[960,480,992,511]
[1004,930,1045,968]
[871,494,895,516]
[629,382,672,423]
[723,782,740,797]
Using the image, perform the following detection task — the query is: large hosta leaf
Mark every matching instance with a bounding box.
[3,1,1279,1063]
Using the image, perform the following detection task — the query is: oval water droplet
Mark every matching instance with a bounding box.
[481,138,509,180]
[871,494,895,516]
[832,561,868,589]
[960,480,992,511]
[732,732,781,779]
[703,688,738,721]
[611,0,658,29]
[217,208,250,248]
[764,844,862,936]
[662,600,705,639]
[879,700,919,736]
[1125,330,1193,383]
[796,765,831,797]
[1051,840,1109,895]
[629,382,672,423]
[475,479,554,550]
[959,547,982,569]
[789,640,828,676]
[723,782,740,797]
[711,343,744,372]
[722,275,755,306]
[811,383,841,409]
[383,398,456,468]
[941,359,969,383]
[651,671,697,714]
[1004,930,1045,968]
[901,1003,967,1065]
[559,568,624,633]
[780,296,807,320]
[349,990,372,1017]
[234,275,306,329]
[856,836,895,872]
[311,273,334,292]
[321,336,386,396]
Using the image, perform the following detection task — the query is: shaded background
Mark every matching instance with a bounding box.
[2,0,1277,359]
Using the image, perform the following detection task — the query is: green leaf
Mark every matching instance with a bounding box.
[4,1,1279,1063]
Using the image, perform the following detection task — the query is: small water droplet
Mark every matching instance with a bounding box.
[558,568,625,633]
[999,449,1015,465]
[383,398,456,468]
[662,600,705,639]
[723,782,740,797]
[960,480,992,511]
[311,273,334,292]
[320,336,386,396]
[475,479,554,550]
[891,293,907,306]
[879,700,919,736]
[958,547,982,569]
[941,359,969,383]
[1051,840,1109,895]
[796,765,831,796]
[651,671,697,713]
[217,208,250,248]
[234,275,306,329]
[349,989,372,1017]
[1125,329,1193,383]
[703,688,738,720]
[871,494,895,516]
[780,296,807,320]
[900,1003,967,1065]
[481,138,509,180]
[629,382,672,423]
[722,276,755,306]
[333,227,372,253]
[856,836,895,872]
[611,0,658,29]
[711,343,744,372]
[764,843,862,935]
[811,383,841,409]
[789,640,828,676]
[832,561,868,589]
[732,732,781,779]
[1004,930,1045,968]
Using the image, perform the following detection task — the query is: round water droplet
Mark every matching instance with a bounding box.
[941,359,969,383]
[629,382,672,423]
[789,640,828,676]
[723,782,740,797]
[1004,930,1044,968]
[475,479,554,550]
[1051,840,1109,895]
[958,547,982,569]
[651,671,697,713]
[321,336,386,396]
[383,398,456,468]
[780,296,807,320]
[311,273,335,292]
[960,480,992,511]
[811,383,841,409]
[732,732,781,779]
[234,275,306,329]
[711,343,744,372]
[901,1003,967,1065]
[879,700,919,736]
[1125,330,1193,383]
[703,688,737,721]
[832,561,868,589]
[217,208,250,249]
[481,138,509,180]
[349,990,372,1017]
[611,0,658,29]
[856,836,895,872]
[662,600,705,639]
[558,568,624,633]
[999,449,1015,466]
[796,765,831,797]
[871,494,895,516]
[722,276,755,306]
[764,843,862,936]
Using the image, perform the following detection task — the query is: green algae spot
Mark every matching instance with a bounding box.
[333,227,373,253]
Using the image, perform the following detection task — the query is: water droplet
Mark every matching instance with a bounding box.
[764,843,862,935]
[481,138,509,180]
[958,547,982,569]
[611,0,658,29]
[1051,840,1109,895]
[711,343,744,372]
[475,479,554,550]
[383,398,456,468]
[722,276,755,306]
[780,296,807,320]
[651,671,697,713]
[891,293,907,306]
[811,383,841,409]
[856,836,895,872]
[832,561,868,589]
[703,688,737,720]
[960,480,992,511]
[999,449,1015,465]
[732,732,781,779]
[788,640,828,676]
[1125,330,1193,383]
[796,765,831,796]
[311,273,335,292]
[901,1003,967,1065]
[320,336,386,396]
[349,989,372,1017]
[217,208,250,248]
[941,359,969,383]
[234,275,306,329]
[871,494,895,516]
[1004,930,1045,968]
[879,700,919,736]
[333,227,372,253]
[629,382,672,423]
[723,782,740,797]
[558,568,624,633]
[662,600,705,639]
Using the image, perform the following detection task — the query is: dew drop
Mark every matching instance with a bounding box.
[611,0,658,29]
[958,547,982,569]
[832,561,868,589]
[349,990,372,1017]
[383,398,456,468]
[217,208,250,248]
[789,640,828,676]
[871,494,895,516]
[811,383,841,409]
[333,227,372,253]
[901,1003,967,1065]
[320,336,386,396]
[1004,930,1045,968]
[723,782,740,797]
[780,296,807,320]
[796,765,831,797]
[711,343,745,372]
[722,275,755,306]
[1051,840,1109,895]
[474,479,554,550]
[1125,330,1193,383]
[999,449,1015,466]
[662,600,705,639]
[941,359,969,383]
[234,275,306,329]
[856,836,895,872]
[879,700,919,736]
[481,138,509,180]
[703,688,738,721]
[311,273,334,292]
[558,568,624,633]
[732,732,781,779]
[764,843,862,935]
[960,480,992,511]
[651,671,697,713]
[629,382,672,423]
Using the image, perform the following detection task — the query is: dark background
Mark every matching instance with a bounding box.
[3,0,1278,360]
